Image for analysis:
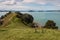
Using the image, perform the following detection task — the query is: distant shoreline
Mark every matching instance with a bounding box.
[0,10,60,12]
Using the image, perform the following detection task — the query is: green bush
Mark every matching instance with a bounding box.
[31,22,38,28]
[15,11,23,18]
[44,20,58,29]
[21,13,34,25]
[0,20,3,26]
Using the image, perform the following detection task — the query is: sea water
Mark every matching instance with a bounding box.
[0,12,60,29]
[22,12,60,29]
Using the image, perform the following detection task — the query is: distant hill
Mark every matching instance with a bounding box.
[0,10,60,12]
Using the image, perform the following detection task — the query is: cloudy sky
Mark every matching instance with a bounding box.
[0,0,60,10]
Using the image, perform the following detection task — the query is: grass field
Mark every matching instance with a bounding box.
[0,14,60,40]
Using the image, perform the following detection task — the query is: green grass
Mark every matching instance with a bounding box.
[0,16,60,40]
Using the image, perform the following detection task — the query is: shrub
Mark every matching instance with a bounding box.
[0,11,12,19]
[0,15,5,19]
[5,11,12,17]
[15,11,23,18]
[44,20,58,29]
[21,13,34,25]
[0,20,3,26]
[31,22,38,28]
[15,11,23,15]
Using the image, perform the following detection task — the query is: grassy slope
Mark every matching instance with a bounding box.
[0,13,60,40]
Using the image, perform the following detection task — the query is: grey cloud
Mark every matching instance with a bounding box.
[0,0,24,5]
[0,0,60,6]
[35,0,60,6]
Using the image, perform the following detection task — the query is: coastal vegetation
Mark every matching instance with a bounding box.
[0,11,59,40]
[44,20,58,29]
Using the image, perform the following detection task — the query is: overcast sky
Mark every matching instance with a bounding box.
[0,0,60,10]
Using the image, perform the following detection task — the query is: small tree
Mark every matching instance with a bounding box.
[44,20,58,29]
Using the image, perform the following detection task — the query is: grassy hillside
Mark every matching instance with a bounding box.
[0,13,60,40]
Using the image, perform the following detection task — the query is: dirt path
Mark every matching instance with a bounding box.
[1,13,16,27]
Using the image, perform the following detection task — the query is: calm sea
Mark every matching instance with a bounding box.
[0,12,60,28]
